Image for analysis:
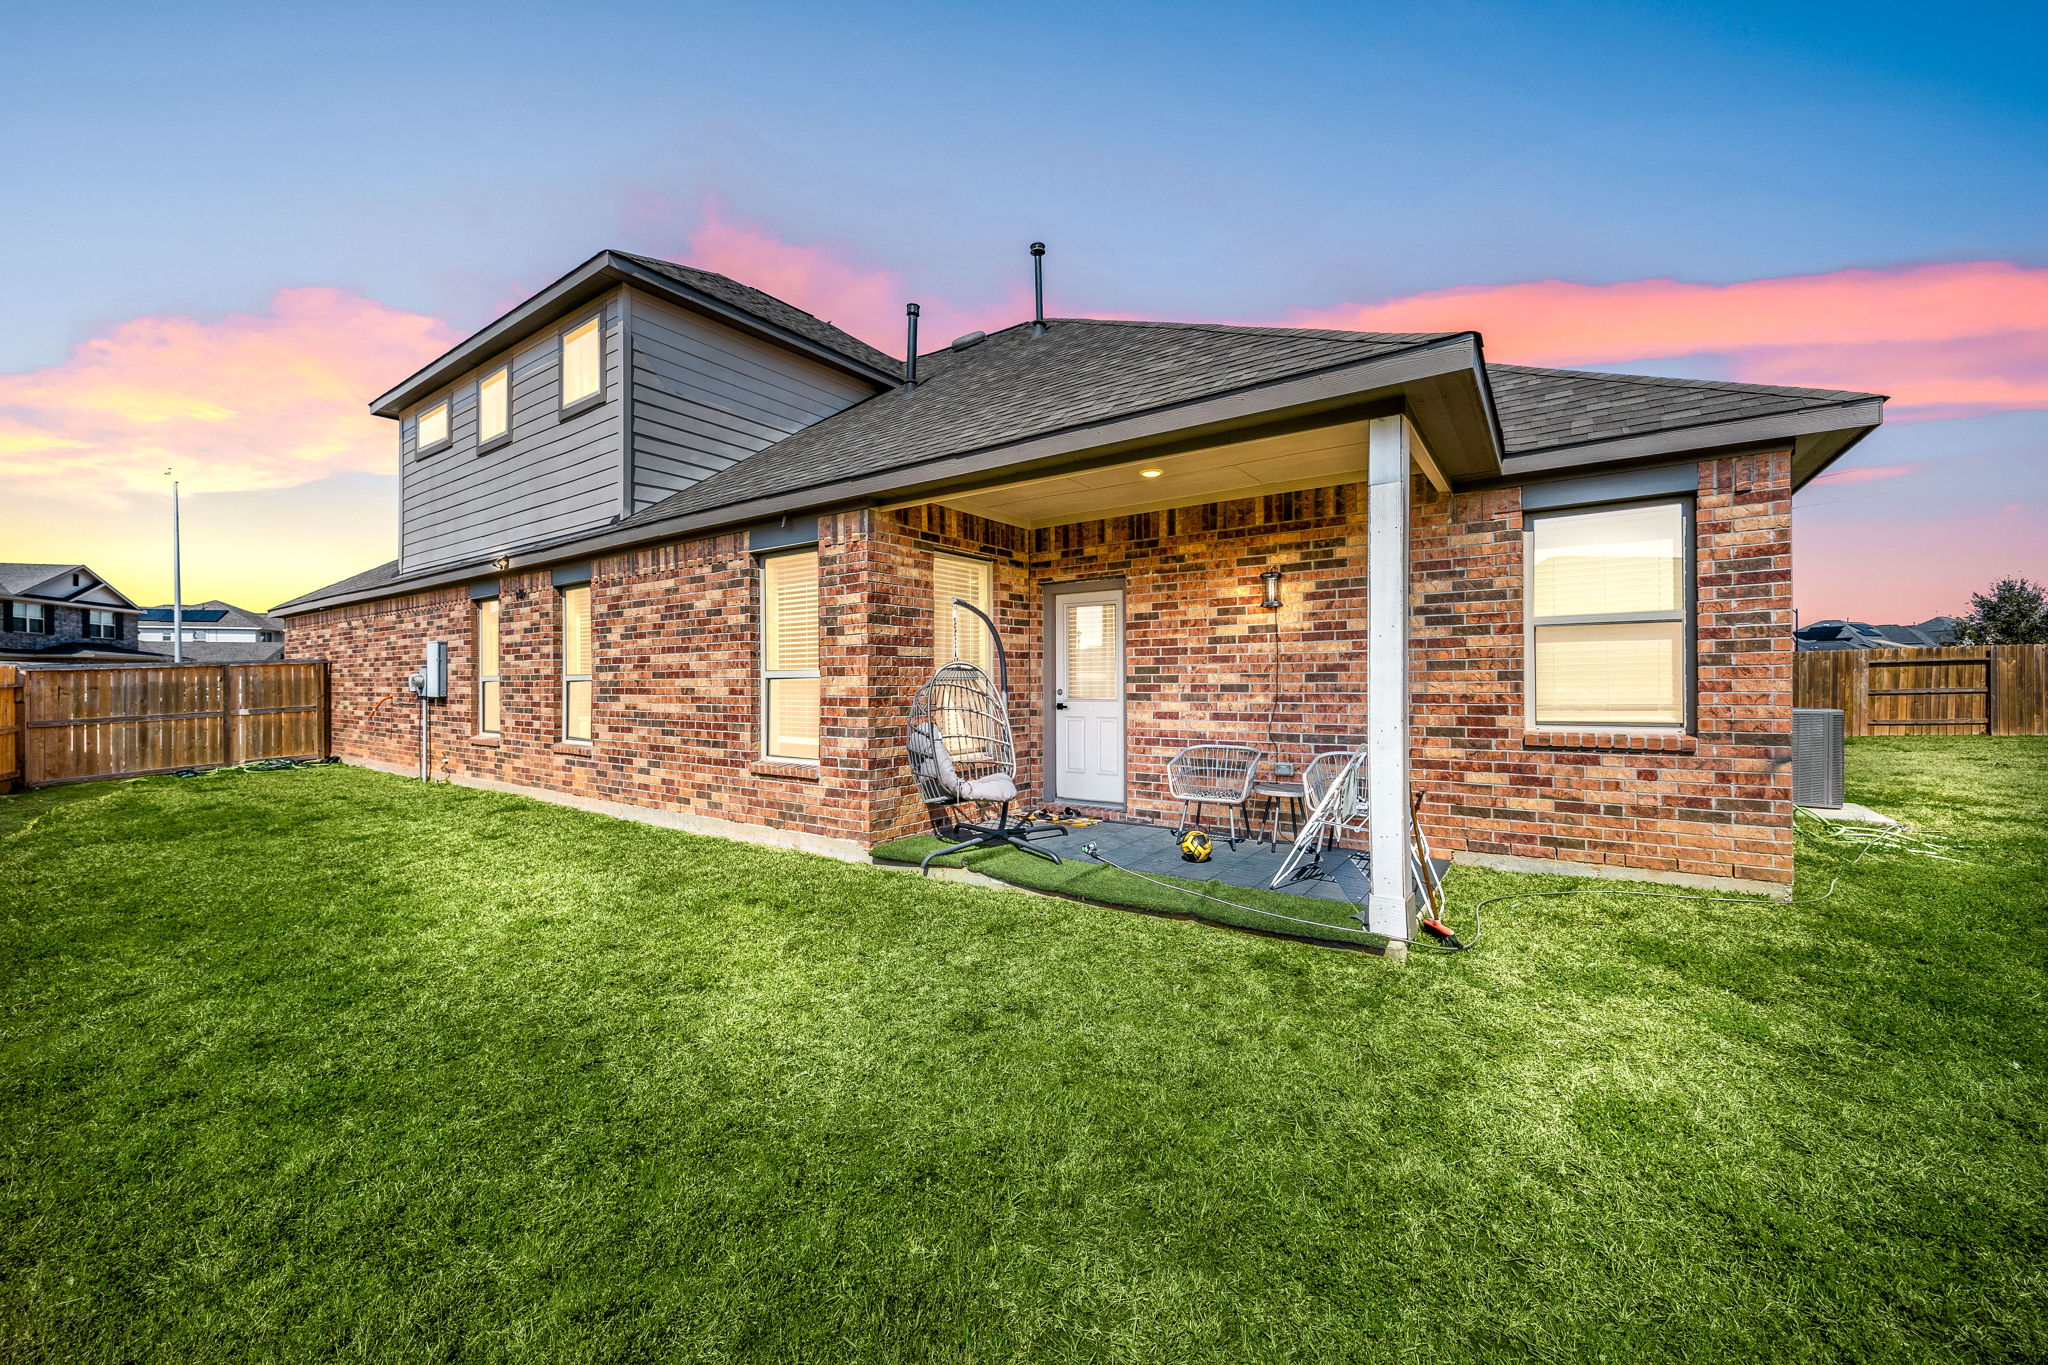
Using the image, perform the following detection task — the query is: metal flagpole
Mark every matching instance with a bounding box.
[170,477,184,664]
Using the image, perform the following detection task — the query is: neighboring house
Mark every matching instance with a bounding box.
[0,563,147,662]
[137,601,288,663]
[1795,617,1957,650]
[276,248,1887,936]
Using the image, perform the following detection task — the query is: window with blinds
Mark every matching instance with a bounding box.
[931,553,994,672]
[761,551,820,760]
[1063,600,1121,700]
[476,597,502,734]
[1528,500,1689,728]
[561,316,601,407]
[478,366,510,444]
[560,585,593,741]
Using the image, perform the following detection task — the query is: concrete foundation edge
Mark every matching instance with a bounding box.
[1450,848,1795,900]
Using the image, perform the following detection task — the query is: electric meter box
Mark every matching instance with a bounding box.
[409,641,449,699]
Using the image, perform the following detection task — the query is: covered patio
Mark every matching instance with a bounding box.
[876,409,1474,950]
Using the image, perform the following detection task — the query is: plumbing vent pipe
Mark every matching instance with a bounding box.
[1030,242,1046,337]
[904,303,920,387]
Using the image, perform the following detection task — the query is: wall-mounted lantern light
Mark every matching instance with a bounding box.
[1259,569,1284,610]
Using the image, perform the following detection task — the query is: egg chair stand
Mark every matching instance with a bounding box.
[907,598,1067,873]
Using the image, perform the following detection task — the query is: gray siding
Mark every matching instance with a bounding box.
[398,291,629,573]
[627,290,879,512]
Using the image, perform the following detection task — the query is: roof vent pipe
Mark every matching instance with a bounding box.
[1030,242,1046,337]
[904,303,920,388]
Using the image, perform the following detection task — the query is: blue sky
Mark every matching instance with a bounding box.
[2,0,2043,615]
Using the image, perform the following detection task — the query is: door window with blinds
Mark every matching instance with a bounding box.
[560,585,593,741]
[476,597,502,735]
[761,551,821,761]
[1527,500,1690,728]
[931,553,995,671]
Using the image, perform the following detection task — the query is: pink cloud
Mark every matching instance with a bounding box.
[0,288,456,496]
[1809,463,1920,486]
[1285,260,2048,419]
[673,199,1031,356]
[1797,502,2047,621]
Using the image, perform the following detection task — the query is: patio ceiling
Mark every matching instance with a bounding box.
[898,416,1443,529]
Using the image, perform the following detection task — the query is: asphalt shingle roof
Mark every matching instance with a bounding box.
[0,563,81,596]
[1488,365,1877,456]
[613,318,1458,530]
[140,600,284,631]
[273,561,403,614]
[280,295,1885,615]
[134,640,287,664]
[614,252,900,376]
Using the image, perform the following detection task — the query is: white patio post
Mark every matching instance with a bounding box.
[1366,415,1418,946]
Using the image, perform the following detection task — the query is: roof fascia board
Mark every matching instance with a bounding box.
[1498,398,1886,478]
[371,252,900,417]
[280,337,1500,617]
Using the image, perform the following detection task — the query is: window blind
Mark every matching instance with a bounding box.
[932,553,994,672]
[762,552,819,672]
[762,551,821,760]
[478,367,509,443]
[561,585,592,741]
[561,318,601,405]
[1531,502,1683,618]
[1064,601,1120,700]
[477,598,501,734]
[561,586,592,675]
[1533,622,1684,725]
[1527,499,1690,728]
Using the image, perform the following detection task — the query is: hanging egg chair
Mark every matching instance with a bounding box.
[907,597,1067,872]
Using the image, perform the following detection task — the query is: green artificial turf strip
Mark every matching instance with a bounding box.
[1,739,2043,1362]
[870,831,1389,947]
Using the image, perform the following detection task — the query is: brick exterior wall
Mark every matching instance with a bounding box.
[1410,451,1795,886]
[1,602,135,656]
[289,448,1795,887]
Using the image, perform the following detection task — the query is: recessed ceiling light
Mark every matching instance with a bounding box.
[1140,468,1164,478]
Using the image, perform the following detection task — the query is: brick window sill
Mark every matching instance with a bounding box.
[1523,730,1697,754]
[551,741,594,756]
[469,734,503,747]
[749,759,820,782]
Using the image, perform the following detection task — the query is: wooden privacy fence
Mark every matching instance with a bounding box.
[1794,644,2048,736]
[0,662,329,792]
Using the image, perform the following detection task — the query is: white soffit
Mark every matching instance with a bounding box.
[919,418,1373,528]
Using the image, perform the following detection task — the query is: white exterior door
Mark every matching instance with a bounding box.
[1051,589,1125,805]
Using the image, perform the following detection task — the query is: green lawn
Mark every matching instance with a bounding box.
[3,740,2044,1363]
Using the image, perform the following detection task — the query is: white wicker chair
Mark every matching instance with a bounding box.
[1166,743,1265,845]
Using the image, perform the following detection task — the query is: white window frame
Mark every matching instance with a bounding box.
[9,601,48,634]
[1523,497,1694,732]
[560,584,593,743]
[558,313,604,414]
[759,550,821,763]
[414,399,451,455]
[476,597,502,736]
[477,364,512,449]
[85,609,118,640]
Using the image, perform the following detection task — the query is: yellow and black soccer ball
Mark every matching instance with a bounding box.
[1178,829,1213,863]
